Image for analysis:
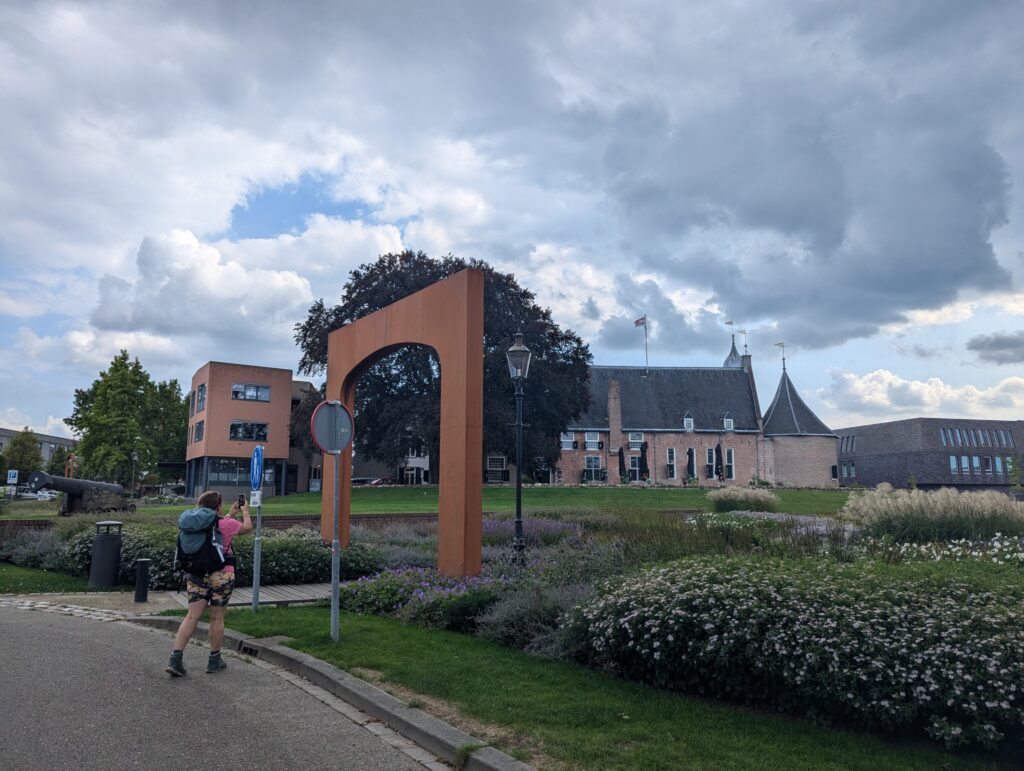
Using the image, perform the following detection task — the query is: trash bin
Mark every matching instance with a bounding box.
[88,520,123,588]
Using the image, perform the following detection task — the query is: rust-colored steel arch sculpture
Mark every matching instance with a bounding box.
[320,268,484,576]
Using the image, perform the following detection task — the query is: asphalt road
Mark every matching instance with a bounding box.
[0,606,424,771]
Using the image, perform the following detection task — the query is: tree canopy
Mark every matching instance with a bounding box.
[65,350,188,486]
[2,428,44,481]
[294,251,591,476]
[46,444,70,476]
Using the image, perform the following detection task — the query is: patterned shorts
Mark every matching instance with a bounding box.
[186,570,235,606]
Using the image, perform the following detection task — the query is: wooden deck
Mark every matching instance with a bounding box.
[170,583,332,609]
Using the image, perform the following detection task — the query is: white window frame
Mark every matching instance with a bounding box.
[705,448,715,479]
[585,456,601,471]
[683,416,694,431]
[585,431,600,451]
[725,448,735,480]
[666,448,676,479]
[723,417,734,431]
[486,455,507,471]
[995,456,1004,475]
[560,432,574,450]
[628,432,644,451]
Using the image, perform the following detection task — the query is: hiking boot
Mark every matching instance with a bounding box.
[206,652,227,674]
[165,651,186,678]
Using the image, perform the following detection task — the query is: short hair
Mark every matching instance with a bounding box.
[197,490,222,510]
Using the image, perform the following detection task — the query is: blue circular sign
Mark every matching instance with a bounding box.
[250,445,264,491]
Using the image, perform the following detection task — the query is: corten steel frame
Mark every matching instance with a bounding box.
[320,268,485,576]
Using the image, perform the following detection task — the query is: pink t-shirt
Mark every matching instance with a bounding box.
[218,516,243,573]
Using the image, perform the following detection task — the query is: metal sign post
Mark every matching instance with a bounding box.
[310,400,354,644]
[6,470,16,499]
[250,445,264,612]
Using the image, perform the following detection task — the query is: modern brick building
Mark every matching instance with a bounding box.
[835,418,1023,490]
[186,362,322,499]
[554,340,838,488]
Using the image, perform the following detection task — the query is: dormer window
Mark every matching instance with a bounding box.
[723,415,734,431]
[683,416,694,431]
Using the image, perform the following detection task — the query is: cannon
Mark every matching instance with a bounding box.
[26,471,137,516]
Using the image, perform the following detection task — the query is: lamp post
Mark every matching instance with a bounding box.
[130,451,138,498]
[506,332,532,561]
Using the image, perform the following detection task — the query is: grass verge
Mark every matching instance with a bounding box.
[0,562,92,593]
[211,605,1000,770]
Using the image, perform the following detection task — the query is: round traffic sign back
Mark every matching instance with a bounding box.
[310,400,354,455]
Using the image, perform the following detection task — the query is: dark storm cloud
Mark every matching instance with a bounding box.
[967,330,1024,365]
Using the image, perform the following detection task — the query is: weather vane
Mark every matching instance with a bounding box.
[738,328,749,354]
[774,340,787,370]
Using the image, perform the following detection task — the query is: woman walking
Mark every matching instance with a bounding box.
[166,490,252,676]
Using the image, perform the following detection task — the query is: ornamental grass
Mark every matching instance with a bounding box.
[707,486,782,513]
[842,484,1024,541]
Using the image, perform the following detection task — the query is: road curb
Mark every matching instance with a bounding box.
[127,616,534,771]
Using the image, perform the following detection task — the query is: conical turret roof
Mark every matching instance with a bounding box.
[723,335,743,368]
[762,370,834,436]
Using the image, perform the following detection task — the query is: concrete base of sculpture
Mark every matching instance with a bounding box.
[320,268,484,576]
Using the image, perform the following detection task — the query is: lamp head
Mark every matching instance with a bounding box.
[506,332,532,381]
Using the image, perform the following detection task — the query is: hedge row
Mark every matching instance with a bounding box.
[563,557,1024,749]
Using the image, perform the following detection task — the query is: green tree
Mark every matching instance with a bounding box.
[65,351,188,486]
[2,427,44,481]
[294,251,591,476]
[46,445,70,476]
[290,384,325,471]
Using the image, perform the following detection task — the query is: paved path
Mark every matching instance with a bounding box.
[0,605,445,771]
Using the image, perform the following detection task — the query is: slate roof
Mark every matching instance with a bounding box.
[762,371,834,436]
[570,366,760,432]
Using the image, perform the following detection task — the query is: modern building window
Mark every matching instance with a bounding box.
[849,461,856,479]
[949,455,958,474]
[706,448,715,479]
[196,383,206,412]
[954,428,963,445]
[1008,456,1016,475]
[850,435,856,452]
[939,429,947,446]
[208,457,275,487]
[983,456,993,474]
[194,420,204,442]
[628,432,644,451]
[189,390,195,417]
[667,448,676,479]
[960,455,970,474]
[1008,432,1016,448]
[979,429,989,446]
[841,462,848,478]
[229,421,268,441]
[725,448,735,480]
[560,432,574,450]
[232,383,271,402]
[997,430,1006,447]
[723,417,734,431]
[972,456,981,474]
[585,431,600,450]
[996,456,1004,475]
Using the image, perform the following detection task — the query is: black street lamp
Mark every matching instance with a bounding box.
[506,332,532,561]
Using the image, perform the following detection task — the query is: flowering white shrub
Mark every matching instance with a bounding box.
[869,534,1024,568]
[564,558,1024,749]
[706,487,781,513]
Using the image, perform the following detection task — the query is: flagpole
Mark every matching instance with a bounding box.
[644,317,649,373]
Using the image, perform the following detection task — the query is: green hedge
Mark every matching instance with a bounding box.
[564,557,1024,749]
[61,524,384,590]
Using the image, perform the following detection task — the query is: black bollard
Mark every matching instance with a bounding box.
[134,558,151,603]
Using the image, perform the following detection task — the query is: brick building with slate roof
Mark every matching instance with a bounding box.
[554,338,838,488]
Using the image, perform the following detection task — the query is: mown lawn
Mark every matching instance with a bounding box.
[126,486,847,518]
[0,563,92,593]
[210,606,1002,771]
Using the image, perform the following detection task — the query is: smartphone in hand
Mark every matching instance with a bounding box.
[237,494,246,508]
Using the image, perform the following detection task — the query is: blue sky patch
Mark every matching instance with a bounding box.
[225,174,369,240]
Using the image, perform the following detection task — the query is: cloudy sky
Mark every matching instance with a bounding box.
[2,0,1023,439]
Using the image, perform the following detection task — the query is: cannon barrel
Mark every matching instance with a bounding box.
[27,471,125,497]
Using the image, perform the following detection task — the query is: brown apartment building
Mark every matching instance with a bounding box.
[185,362,323,499]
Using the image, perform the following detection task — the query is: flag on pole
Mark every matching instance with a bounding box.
[634,315,646,327]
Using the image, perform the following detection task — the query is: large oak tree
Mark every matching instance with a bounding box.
[294,251,591,478]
